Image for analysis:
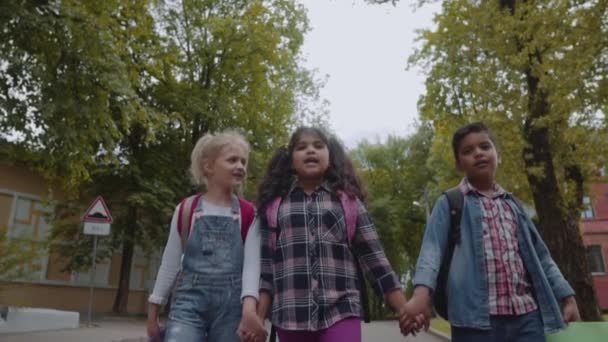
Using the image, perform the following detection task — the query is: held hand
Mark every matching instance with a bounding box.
[237,310,268,342]
[398,303,419,337]
[562,296,581,324]
[399,292,432,336]
[398,302,431,336]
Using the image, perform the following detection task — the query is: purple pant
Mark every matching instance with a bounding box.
[277,318,362,342]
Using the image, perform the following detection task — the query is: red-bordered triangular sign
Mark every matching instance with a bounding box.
[82,196,113,223]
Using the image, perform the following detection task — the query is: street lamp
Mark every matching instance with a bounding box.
[413,190,431,220]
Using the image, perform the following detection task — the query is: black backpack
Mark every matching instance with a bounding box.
[432,187,463,320]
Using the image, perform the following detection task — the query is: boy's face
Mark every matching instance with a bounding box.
[456,132,499,182]
[205,143,248,190]
[291,131,330,181]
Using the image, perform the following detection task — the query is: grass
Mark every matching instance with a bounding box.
[429,313,608,336]
[430,317,451,336]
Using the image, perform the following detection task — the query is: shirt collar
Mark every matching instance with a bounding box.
[289,179,332,195]
[458,178,507,198]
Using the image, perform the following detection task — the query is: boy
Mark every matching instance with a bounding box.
[403,122,580,341]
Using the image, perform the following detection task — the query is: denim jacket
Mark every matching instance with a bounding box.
[412,192,575,333]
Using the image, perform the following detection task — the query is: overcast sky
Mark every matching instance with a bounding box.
[299,0,440,147]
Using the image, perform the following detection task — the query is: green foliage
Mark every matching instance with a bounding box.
[409,0,608,204]
[351,123,435,318]
[0,229,44,285]
[1,0,322,312]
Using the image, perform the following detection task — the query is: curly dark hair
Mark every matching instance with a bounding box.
[256,127,367,212]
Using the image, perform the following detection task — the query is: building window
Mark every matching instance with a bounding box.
[581,196,594,219]
[2,191,53,281]
[586,245,606,274]
[74,262,110,286]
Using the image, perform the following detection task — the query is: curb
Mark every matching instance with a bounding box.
[428,327,451,341]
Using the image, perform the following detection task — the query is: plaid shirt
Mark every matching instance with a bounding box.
[459,179,537,315]
[260,182,401,331]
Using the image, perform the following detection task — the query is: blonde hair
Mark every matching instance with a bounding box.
[190,129,250,187]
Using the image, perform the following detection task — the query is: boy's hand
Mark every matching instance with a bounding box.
[399,301,431,336]
[562,296,581,323]
[398,304,428,337]
[399,287,432,335]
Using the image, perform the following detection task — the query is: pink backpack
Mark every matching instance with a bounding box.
[176,193,255,246]
[264,190,372,325]
[264,190,358,249]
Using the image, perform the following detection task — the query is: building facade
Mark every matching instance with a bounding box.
[581,182,608,311]
[0,164,160,314]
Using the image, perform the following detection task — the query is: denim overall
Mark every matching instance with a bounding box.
[165,197,244,342]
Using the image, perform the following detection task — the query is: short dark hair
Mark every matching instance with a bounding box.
[451,122,498,163]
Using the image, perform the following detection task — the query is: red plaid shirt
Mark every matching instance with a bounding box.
[260,182,400,331]
[459,179,537,315]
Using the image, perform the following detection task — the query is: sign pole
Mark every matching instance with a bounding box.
[82,195,112,327]
[87,235,98,327]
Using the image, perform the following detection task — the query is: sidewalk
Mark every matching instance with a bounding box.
[0,318,449,342]
[0,316,147,342]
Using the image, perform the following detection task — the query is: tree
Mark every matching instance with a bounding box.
[409,0,608,320]
[351,123,435,319]
[1,0,322,313]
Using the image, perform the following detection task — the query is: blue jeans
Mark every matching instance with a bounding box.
[164,274,242,342]
[451,310,545,342]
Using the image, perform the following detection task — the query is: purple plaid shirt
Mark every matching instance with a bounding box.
[459,179,537,315]
[260,182,401,331]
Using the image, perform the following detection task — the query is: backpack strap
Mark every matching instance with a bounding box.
[265,196,283,251]
[265,197,282,229]
[239,198,255,242]
[433,187,464,319]
[444,187,463,244]
[337,191,358,245]
[337,191,373,323]
[177,193,203,248]
[265,193,359,249]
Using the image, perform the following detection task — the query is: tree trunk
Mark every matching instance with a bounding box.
[112,205,137,313]
[521,67,601,321]
[497,0,602,322]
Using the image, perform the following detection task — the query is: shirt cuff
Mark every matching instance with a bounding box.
[148,294,167,305]
[376,272,402,294]
[241,291,260,302]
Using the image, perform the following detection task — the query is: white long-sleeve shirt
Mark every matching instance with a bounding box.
[148,200,260,305]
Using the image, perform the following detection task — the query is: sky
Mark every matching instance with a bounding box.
[299,0,440,147]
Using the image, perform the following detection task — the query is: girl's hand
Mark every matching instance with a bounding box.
[147,303,162,342]
[237,310,267,342]
[562,296,581,323]
[398,302,429,336]
[146,318,162,342]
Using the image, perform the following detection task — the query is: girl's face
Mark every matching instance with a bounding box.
[291,131,330,182]
[204,143,248,190]
[456,132,499,183]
